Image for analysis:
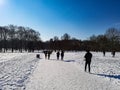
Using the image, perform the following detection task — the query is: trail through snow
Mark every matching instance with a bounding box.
[26,52,120,90]
[0,52,120,90]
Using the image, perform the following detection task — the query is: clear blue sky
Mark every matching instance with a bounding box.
[0,0,120,41]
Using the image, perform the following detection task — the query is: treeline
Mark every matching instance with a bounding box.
[0,25,41,52]
[0,25,120,52]
[89,27,120,51]
[43,34,82,51]
[44,28,120,51]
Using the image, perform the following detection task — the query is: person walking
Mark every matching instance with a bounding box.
[84,50,92,73]
[56,51,60,60]
[43,50,48,59]
[48,51,51,60]
[48,50,52,60]
[61,51,64,60]
[103,50,106,56]
[112,51,115,57]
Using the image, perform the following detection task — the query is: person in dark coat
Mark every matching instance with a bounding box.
[48,50,52,60]
[36,54,40,59]
[56,51,60,60]
[84,50,92,73]
[112,51,115,57]
[61,51,64,60]
[103,50,106,56]
[43,50,48,59]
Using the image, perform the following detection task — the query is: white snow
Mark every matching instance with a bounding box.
[0,53,39,90]
[0,52,120,90]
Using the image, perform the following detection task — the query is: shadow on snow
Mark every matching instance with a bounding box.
[64,60,76,62]
[91,73,120,80]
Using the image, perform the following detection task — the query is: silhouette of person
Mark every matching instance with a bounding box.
[48,51,52,60]
[112,51,115,57]
[84,50,92,73]
[43,50,48,59]
[56,51,60,60]
[36,54,40,59]
[61,51,64,60]
[103,50,106,56]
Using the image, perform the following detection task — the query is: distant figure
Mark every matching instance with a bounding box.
[36,54,40,59]
[56,51,60,60]
[48,51,52,60]
[84,50,92,73]
[43,51,48,59]
[61,51,64,60]
[112,51,115,57]
[103,50,106,56]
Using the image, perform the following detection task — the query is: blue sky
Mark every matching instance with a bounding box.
[0,0,120,41]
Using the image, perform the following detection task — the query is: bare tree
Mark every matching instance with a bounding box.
[61,33,71,40]
[105,28,120,42]
[7,25,16,52]
[53,36,59,41]
[2,27,9,52]
[105,28,120,50]
[0,27,3,52]
[17,26,26,52]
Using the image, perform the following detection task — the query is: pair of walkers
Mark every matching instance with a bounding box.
[43,50,52,60]
[56,51,64,60]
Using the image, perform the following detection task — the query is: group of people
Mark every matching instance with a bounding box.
[56,51,64,60]
[43,50,53,59]
[43,50,92,73]
[42,50,117,73]
[43,50,64,60]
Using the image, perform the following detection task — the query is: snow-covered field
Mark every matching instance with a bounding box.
[0,53,39,90]
[0,51,120,90]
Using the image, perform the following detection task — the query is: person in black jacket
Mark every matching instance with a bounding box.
[48,50,52,60]
[43,50,48,59]
[61,51,64,60]
[56,51,60,60]
[84,50,92,73]
[112,51,115,57]
[103,50,106,56]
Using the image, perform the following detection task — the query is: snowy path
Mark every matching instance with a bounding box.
[0,52,120,90]
[26,55,119,90]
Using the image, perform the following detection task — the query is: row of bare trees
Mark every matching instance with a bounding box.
[88,27,120,51]
[0,25,41,52]
[0,25,120,52]
[42,33,81,51]
[44,28,120,51]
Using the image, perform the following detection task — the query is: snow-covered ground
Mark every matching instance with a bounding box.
[0,53,39,90]
[0,51,120,90]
